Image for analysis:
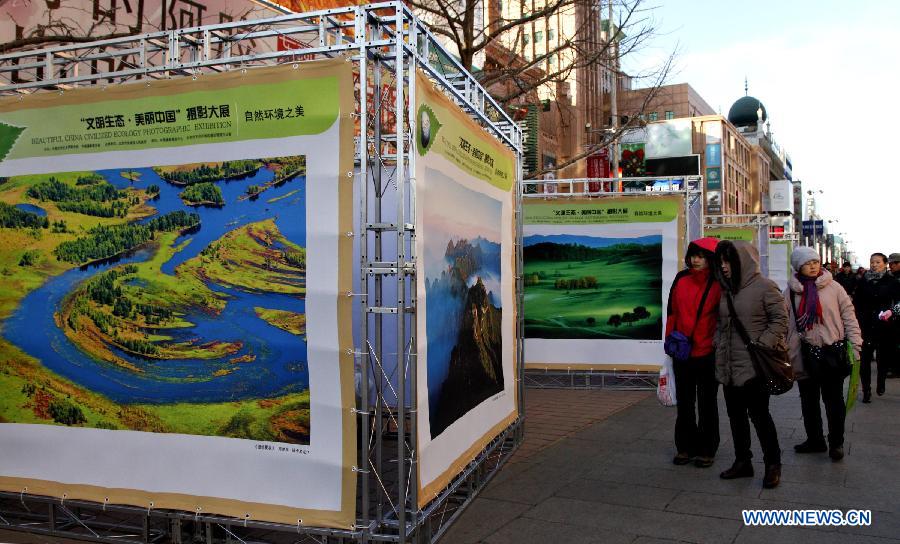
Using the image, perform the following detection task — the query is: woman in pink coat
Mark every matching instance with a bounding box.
[785,247,862,462]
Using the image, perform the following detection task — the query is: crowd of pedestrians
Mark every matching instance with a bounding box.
[665,239,900,489]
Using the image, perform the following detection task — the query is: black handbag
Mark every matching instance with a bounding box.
[725,292,795,395]
[790,292,851,378]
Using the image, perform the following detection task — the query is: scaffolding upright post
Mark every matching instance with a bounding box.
[357,6,371,540]
[394,5,409,542]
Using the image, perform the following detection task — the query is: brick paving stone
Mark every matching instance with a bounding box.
[444,387,900,543]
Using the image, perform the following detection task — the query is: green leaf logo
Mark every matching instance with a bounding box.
[416,104,441,156]
[0,121,25,162]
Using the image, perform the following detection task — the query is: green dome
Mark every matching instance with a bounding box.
[728,96,766,126]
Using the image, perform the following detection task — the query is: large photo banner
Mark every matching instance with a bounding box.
[414,72,517,508]
[0,60,356,528]
[523,196,684,370]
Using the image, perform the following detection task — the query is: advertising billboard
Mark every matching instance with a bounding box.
[645,155,700,177]
[414,72,518,508]
[645,119,693,159]
[706,167,722,191]
[769,179,794,214]
[706,190,722,214]
[705,143,721,167]
[0,60,356,528]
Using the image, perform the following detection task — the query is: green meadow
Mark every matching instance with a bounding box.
[524,243,663,339]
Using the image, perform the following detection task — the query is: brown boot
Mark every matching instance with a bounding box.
[720,460,754,479]
[763,464,781,489]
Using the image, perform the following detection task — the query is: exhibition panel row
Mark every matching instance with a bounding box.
[0,4,524,543]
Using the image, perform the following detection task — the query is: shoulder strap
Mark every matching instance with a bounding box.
[688,275,715,342]
[789,290,801,333]
[724,291,753,348]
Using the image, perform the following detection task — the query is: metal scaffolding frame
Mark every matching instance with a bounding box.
[704,214,771,276]
[519,178,704,390]
[0,3,523,543]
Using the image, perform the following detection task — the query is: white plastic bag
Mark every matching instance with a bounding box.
[657,358,677,407]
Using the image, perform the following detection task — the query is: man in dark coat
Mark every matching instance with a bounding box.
[833,262,858,297]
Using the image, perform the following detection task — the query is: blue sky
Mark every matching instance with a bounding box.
[623,0,900,263]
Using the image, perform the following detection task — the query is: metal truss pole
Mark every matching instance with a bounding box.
[356,7,371,542]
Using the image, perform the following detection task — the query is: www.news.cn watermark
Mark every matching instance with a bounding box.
[742,509,872,526]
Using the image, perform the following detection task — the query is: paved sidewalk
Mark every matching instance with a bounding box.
[443,383,900,544]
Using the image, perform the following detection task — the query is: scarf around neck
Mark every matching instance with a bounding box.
[865,269,887,282]
[796,273,822,330]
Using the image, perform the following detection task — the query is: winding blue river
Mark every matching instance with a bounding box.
[1,165,310,404]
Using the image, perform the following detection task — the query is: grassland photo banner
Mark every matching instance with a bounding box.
[414,71,518,508]
[0,60,357,529]
[523,196,684,370]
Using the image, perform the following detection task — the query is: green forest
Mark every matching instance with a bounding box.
[154,160,261,185]
[53,211,199,264]
[0,202,49,229]
[180,182,224,205]
[26,177,135,218]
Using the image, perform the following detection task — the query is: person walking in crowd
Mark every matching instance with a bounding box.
[834,261,858,297]
[885,253,900,377]
[853,253,900,402]
[784,248,861,462]
[714,240,788,489]
[665,238,722,468]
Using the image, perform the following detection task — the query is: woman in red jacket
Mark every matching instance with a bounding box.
[666,237,722,468]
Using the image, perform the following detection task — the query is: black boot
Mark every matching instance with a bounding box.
[829,446,844,462]
[863,390,872,403]
[720,460,754,480]
[877,382,885,396]
[763,464,782,489]
[794,439,827,453]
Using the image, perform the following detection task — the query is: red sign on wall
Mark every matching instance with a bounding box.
[587,149,610,192]
[587,149,610,179]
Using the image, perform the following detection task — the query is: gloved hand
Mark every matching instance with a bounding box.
[879,310,893,321]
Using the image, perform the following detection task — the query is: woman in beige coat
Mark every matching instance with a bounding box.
[785,247,862,462]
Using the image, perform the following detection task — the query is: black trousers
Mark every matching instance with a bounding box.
[724,380,781,465]
[673,354,719,457]
[798,374,845,447]
[861,340,890,393]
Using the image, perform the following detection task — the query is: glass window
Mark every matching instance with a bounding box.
[548,55,556,66]
[534,30,543,42]
[523,34,530,46]
[648,112,658,122]
[665,111,675,120]
[548,28,555,41]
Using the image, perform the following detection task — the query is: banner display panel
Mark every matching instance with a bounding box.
[769,240,793,292]
[0,61,356,528]
[414,72,518,508]
[706,228,757,242]
[523,196,684,370]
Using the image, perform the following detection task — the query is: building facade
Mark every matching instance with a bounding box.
[618,82,715,124]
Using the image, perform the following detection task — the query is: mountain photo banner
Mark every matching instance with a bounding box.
[0,60,357,529]
[523,196,685,370]
[414,70,518,508]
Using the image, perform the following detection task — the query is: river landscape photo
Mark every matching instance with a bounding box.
[424,169,504,439]
[0,156,312,444]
